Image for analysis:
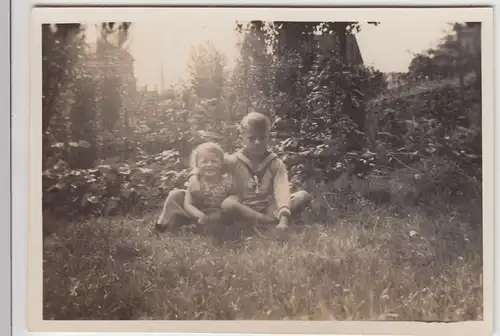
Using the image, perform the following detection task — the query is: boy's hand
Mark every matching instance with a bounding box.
[276,216,289,229]
[198,214,209,225]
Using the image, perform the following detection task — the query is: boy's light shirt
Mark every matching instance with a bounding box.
[225,150,292,218]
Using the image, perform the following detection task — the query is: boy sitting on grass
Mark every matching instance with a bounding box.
[160,111,312,231]
[220,111,312,229]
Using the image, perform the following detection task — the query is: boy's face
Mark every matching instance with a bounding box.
[241,127,270,157]
[197,152,223,178]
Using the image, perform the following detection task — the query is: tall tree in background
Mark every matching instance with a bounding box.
[68,28,98,169]
[96,22,134,134]
[232,21,275,118]
[408,22,481,82]
[42,22,133,169]
[90,22,134,160]
[42,24,82,169]
[186,41,229,135]
[234,21,384,177]
[188,41,228,101]
[234,21,379,121]
[42,24,82,134]
[407,22,481,132]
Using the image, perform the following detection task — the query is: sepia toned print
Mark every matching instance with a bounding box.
[31,6,494,334]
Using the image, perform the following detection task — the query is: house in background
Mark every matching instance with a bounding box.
[312,33,364,67]
[89,41,137,94]
[273,22,365,67]
[87,40,137,134]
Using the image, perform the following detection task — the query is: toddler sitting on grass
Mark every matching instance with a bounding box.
[155,142,234,232]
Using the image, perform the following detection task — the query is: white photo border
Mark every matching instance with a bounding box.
[1,0,10,334]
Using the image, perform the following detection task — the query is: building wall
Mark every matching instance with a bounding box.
[276,26,364,67]
[313,33,364,66]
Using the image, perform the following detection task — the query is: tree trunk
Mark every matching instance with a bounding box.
[42,23,81,133]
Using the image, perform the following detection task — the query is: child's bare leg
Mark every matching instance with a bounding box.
[221,197,277,224]
[273,190,312,229]
[157,194,171,225]
[290,190,313,214]
[156,189,191,231]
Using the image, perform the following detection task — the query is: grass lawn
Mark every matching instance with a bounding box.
[43,202,483,321]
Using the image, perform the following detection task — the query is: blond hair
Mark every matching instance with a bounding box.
[189,142,225,171]
[240,111,272,134]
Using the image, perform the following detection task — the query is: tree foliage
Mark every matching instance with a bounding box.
[408,22,481,83]
[42,22,134,170]
[188,41,228,101]
[232,21,386,181]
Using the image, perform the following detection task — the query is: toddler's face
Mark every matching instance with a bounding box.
[197,152,223,178]
[241,128,270,157]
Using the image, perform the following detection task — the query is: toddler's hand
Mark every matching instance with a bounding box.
[198,214,209,225]
[207,210,221,223]
[276,216,289,229]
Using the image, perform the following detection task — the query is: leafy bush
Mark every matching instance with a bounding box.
[43,147,189,226]
[43,95,244,223]
[368,77,481,179]
[270,50,387,183]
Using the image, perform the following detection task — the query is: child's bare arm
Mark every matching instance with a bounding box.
[184,187,207,222]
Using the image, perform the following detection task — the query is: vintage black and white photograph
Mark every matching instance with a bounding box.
[36,7,491,327]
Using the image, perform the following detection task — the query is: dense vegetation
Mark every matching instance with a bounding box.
[43,21,483,321]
